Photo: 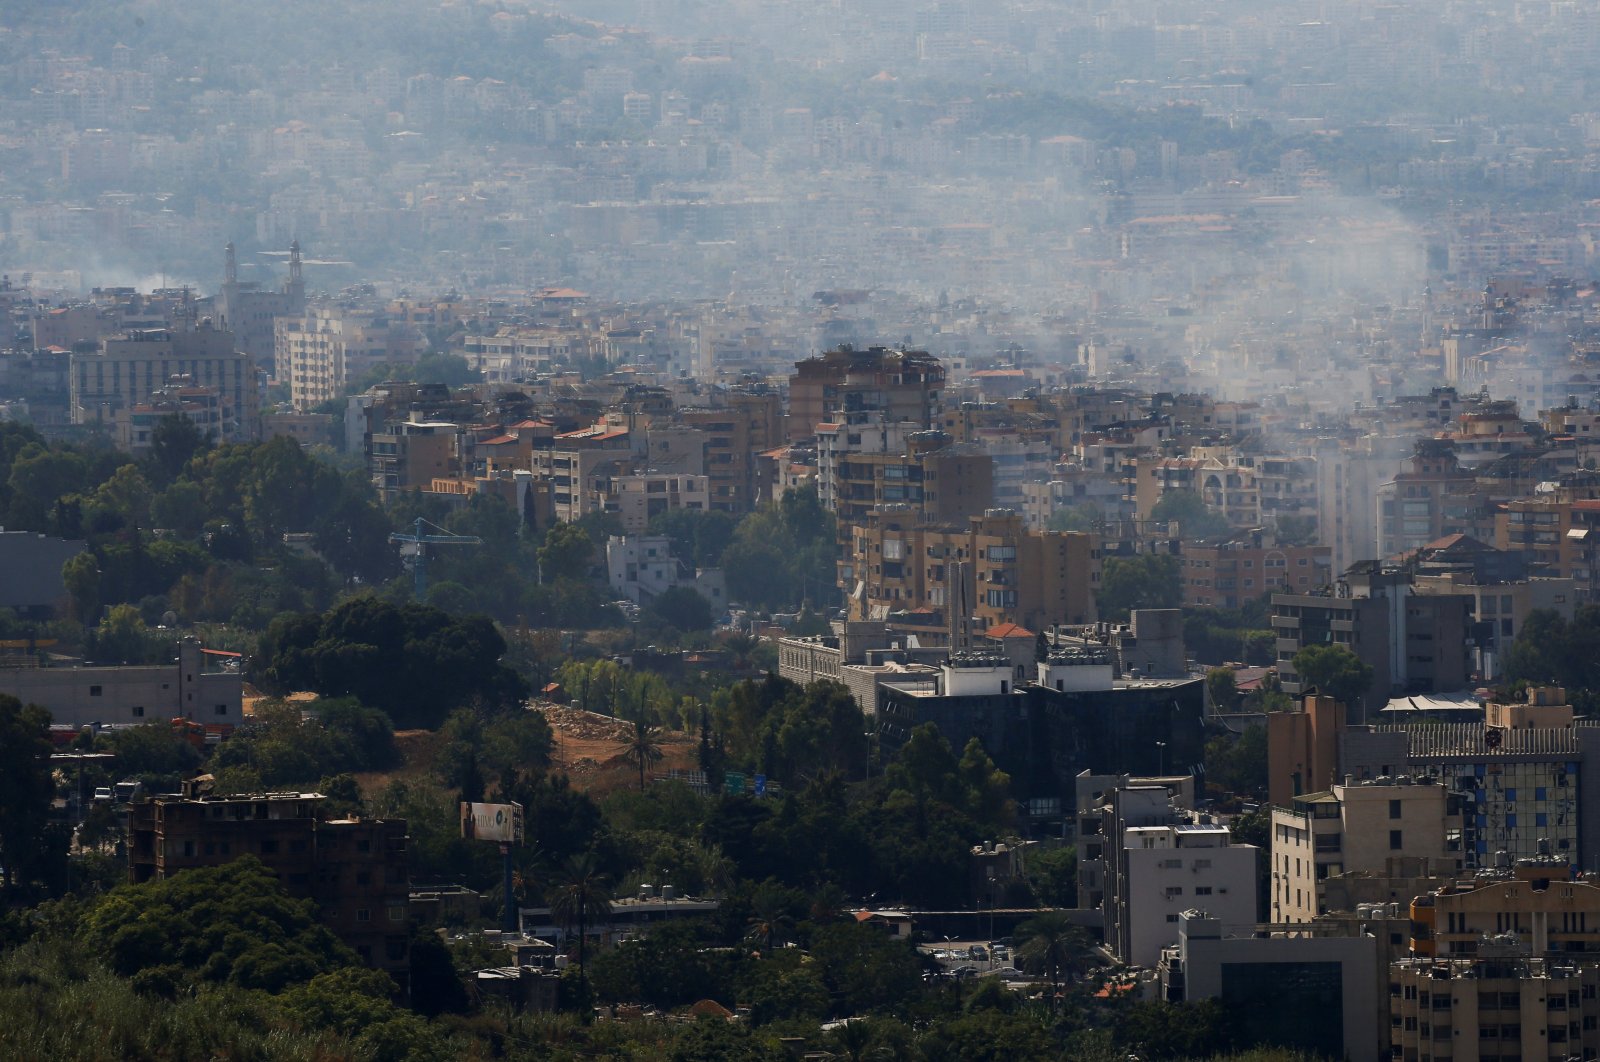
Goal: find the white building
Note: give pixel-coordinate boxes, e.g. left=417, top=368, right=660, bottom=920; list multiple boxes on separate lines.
left=1118, top=822, right=1258, bottom=968
left=605, top=534, right=726, bottom=611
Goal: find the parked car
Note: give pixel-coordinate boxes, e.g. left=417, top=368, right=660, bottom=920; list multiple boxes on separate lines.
left=92, top=787, right=113, bottom=802
left=968, top=945, right=988, bottom=961
left=951, top=965, right=978, bottom=979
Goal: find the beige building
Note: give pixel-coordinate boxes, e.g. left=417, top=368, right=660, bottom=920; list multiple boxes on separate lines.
left=277, top=306, right=428, bottom=411
left=595, top=472, right=710, bottom=532
left=1271, top=777, right=1456, bottom=923
left=72, top=321, right=259, bottom=442
left=0, top=639, right=241, bottom=728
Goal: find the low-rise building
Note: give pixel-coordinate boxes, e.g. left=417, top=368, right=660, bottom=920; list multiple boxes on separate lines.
left=128, top=782, right=411, bottom=992
left=0, top=637, right=241, bottom=727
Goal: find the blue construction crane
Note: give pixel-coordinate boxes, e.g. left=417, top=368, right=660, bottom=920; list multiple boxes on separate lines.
left=389, top=517, right=482, bottom=598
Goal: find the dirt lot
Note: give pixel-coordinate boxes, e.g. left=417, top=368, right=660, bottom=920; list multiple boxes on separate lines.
left=346, top=703, right=699, bottom=800
left=538, top=703, right=699, bottom=798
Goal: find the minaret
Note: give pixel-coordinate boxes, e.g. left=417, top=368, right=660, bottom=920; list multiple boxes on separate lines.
left=224, top=241, right=237, bottom=285
left=286, top=239, right=305, bottom=308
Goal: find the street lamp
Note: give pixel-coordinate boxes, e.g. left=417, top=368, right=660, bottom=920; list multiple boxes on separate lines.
left=1155, top=740, right=1167, bottom=776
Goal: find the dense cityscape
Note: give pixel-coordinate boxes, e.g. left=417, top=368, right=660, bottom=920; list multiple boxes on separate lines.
left=9, top=1, right=1600, bottom=1060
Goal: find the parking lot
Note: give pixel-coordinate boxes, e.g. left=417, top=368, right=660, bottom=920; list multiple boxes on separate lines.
left=917, top=939, right=1030, bottom=982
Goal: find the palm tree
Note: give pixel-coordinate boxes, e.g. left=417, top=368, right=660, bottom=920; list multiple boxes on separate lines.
left=1015, top=910, right=1093, bottom=993
left=744, top=886, right=797, bottom=955
left=620, top=718, right=663, bottom=791
left=546, top=853, right=613, bottom=974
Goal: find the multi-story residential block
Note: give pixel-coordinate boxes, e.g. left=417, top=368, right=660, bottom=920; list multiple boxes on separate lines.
left=1271, top=777, right=1458, bottom=923
left=1272, top=564, right=1473, bottom=720
left=605, top=534, right=726, bottom=609
left=1181, top=530, right=1332, bottom=609
left=527, top=425, right=633, bottom=523
left=127, top=782, right=411, bottom=993
left=277, top=305, right=427, bottom=411
left=595, top=472, right=710, bottom=532
left=72, top=320, right=259, bottom=442
left=676, top=393, right=782, bottom=513
left=369, top=420, right=465, bottom=497
left=845, top=507, right=1098, bottom=633
left=1341, top=693, right=1598, bottom=871
left=1101, top=788, right=1259, bottom=967
left=1496, top=479, right=1600, bottom=603
left=1376, top=439, right=1483, bottom=561
left=115, top=375, right=232, bottom=450
left=786, top=345, right=944, bottom=442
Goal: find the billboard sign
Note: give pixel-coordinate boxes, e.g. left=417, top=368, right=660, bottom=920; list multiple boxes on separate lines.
left=460, top=801, right=524, bottom=844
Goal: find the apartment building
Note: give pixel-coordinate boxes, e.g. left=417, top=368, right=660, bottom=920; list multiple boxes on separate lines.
left=128, top=783, right=411, bottom=993
left=1113, top=810, right=1258, bottom=967
left=1271, top=777, right=1457, bottom=923
left=527, top=425, right=633, bottom=523
left=677, top=390, right=782, bottom=512
left=369, top=420, right=465, bottom=497
left=1272, top=564, right=1473, bottom=720
left=594, top=472, right=710, bottom=532
left=1375, top=439, right=1483, bottom=561
left=277, top=305, right=427, bottom=411
left=787, top=345, right=944, bottom=441
left=1182, top=530, right=1333, bottom=609
left=72, top=321, right=259, bottom=442
left=845, top=507, right=1099, bottom=633
left=1341, top=697, right=1596, bottom=871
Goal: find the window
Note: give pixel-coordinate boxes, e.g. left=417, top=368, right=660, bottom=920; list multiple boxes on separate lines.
left=89, top=685, right=102, bottom=697
left=214, top=704, right=228, bottom=716
left=1195, top=886, right=1213, bottom=896
left=357, top=909, right=371, bottom=923
left=388, top=905, right=406, bottom=922
left=1390, top=830, right=1403, bottom=850
left=260, top=840, right=279, bottom=854
left=1390, top=799, right=1402, bottom=819
left=132, top=706, right=144, bottom=717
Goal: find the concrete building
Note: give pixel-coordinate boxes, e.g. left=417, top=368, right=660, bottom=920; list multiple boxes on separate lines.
left=1180, top=530, right=1333, bottom=610
left=528, top=425, right=633, bottom=524
left=369, top=420, right=465, bottom=497
left=213, top=240, right=306, bottom=373
left=1158, top=910, right=1380, bottom=1062
left=0, top=638, right=241, bottom=727
left=1113, top=812, right=1258, bottom=967
left=1375, top=439, right=1482, bottom=560
left=1272, top=563, right=1473, bottom=721
left=128, top=783, right=411, bottom=992
left=595, top=472, right=710, bottom=532
left=1341, top=711, right=1599, bottom=871
left=72, top=321, right=259, bottom=442
left=605, top=534, right=726, bottom=611
left=786, top=345, right=944, bottom=442
left=1267, top=694, right=1346, bottom=807
left=0, top=531, right=85, bottom=617
left=1270, top=777, right=1458, bottom=923
left=277, top=305, right=428, bottom=411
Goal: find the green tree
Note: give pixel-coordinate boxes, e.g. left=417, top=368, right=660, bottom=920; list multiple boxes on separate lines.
left=146, top=414, right=209, bottom=484
left=1096, top=554, right=1182, bottom=621
left=81, top=857, right=356, bottom=991
left=1015, top=910, right=1093, bottom=991
left=1206, top=666, right=1239, bottom=712
left=647, top=586, right=715, bottom=632
left=537, top=522, right=595, bottom=583
left=1205, top=724, right=1268, bottom=798
left=1291, top=643, right=1375, bottom=711
left=547, top=853, right=614, bottom=974
left=621, top=718, right=665, bottom=792
left=1149, top=490, right=1232, bottom=541
left=1026, top=846, right=1077, bottom=906
left=62, top=551, right=100, bottom=625
left=0, top=694, right=55, bottom=894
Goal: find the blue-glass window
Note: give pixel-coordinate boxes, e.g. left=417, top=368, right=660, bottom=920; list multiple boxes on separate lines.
left=1536, top=787, right=1548, bottom=801
left=1506, top=788, right=1517, bottom=801
left=1507, top=814, right=1518, bottom=828
left=1537, top=813, right=1549, bottom=827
